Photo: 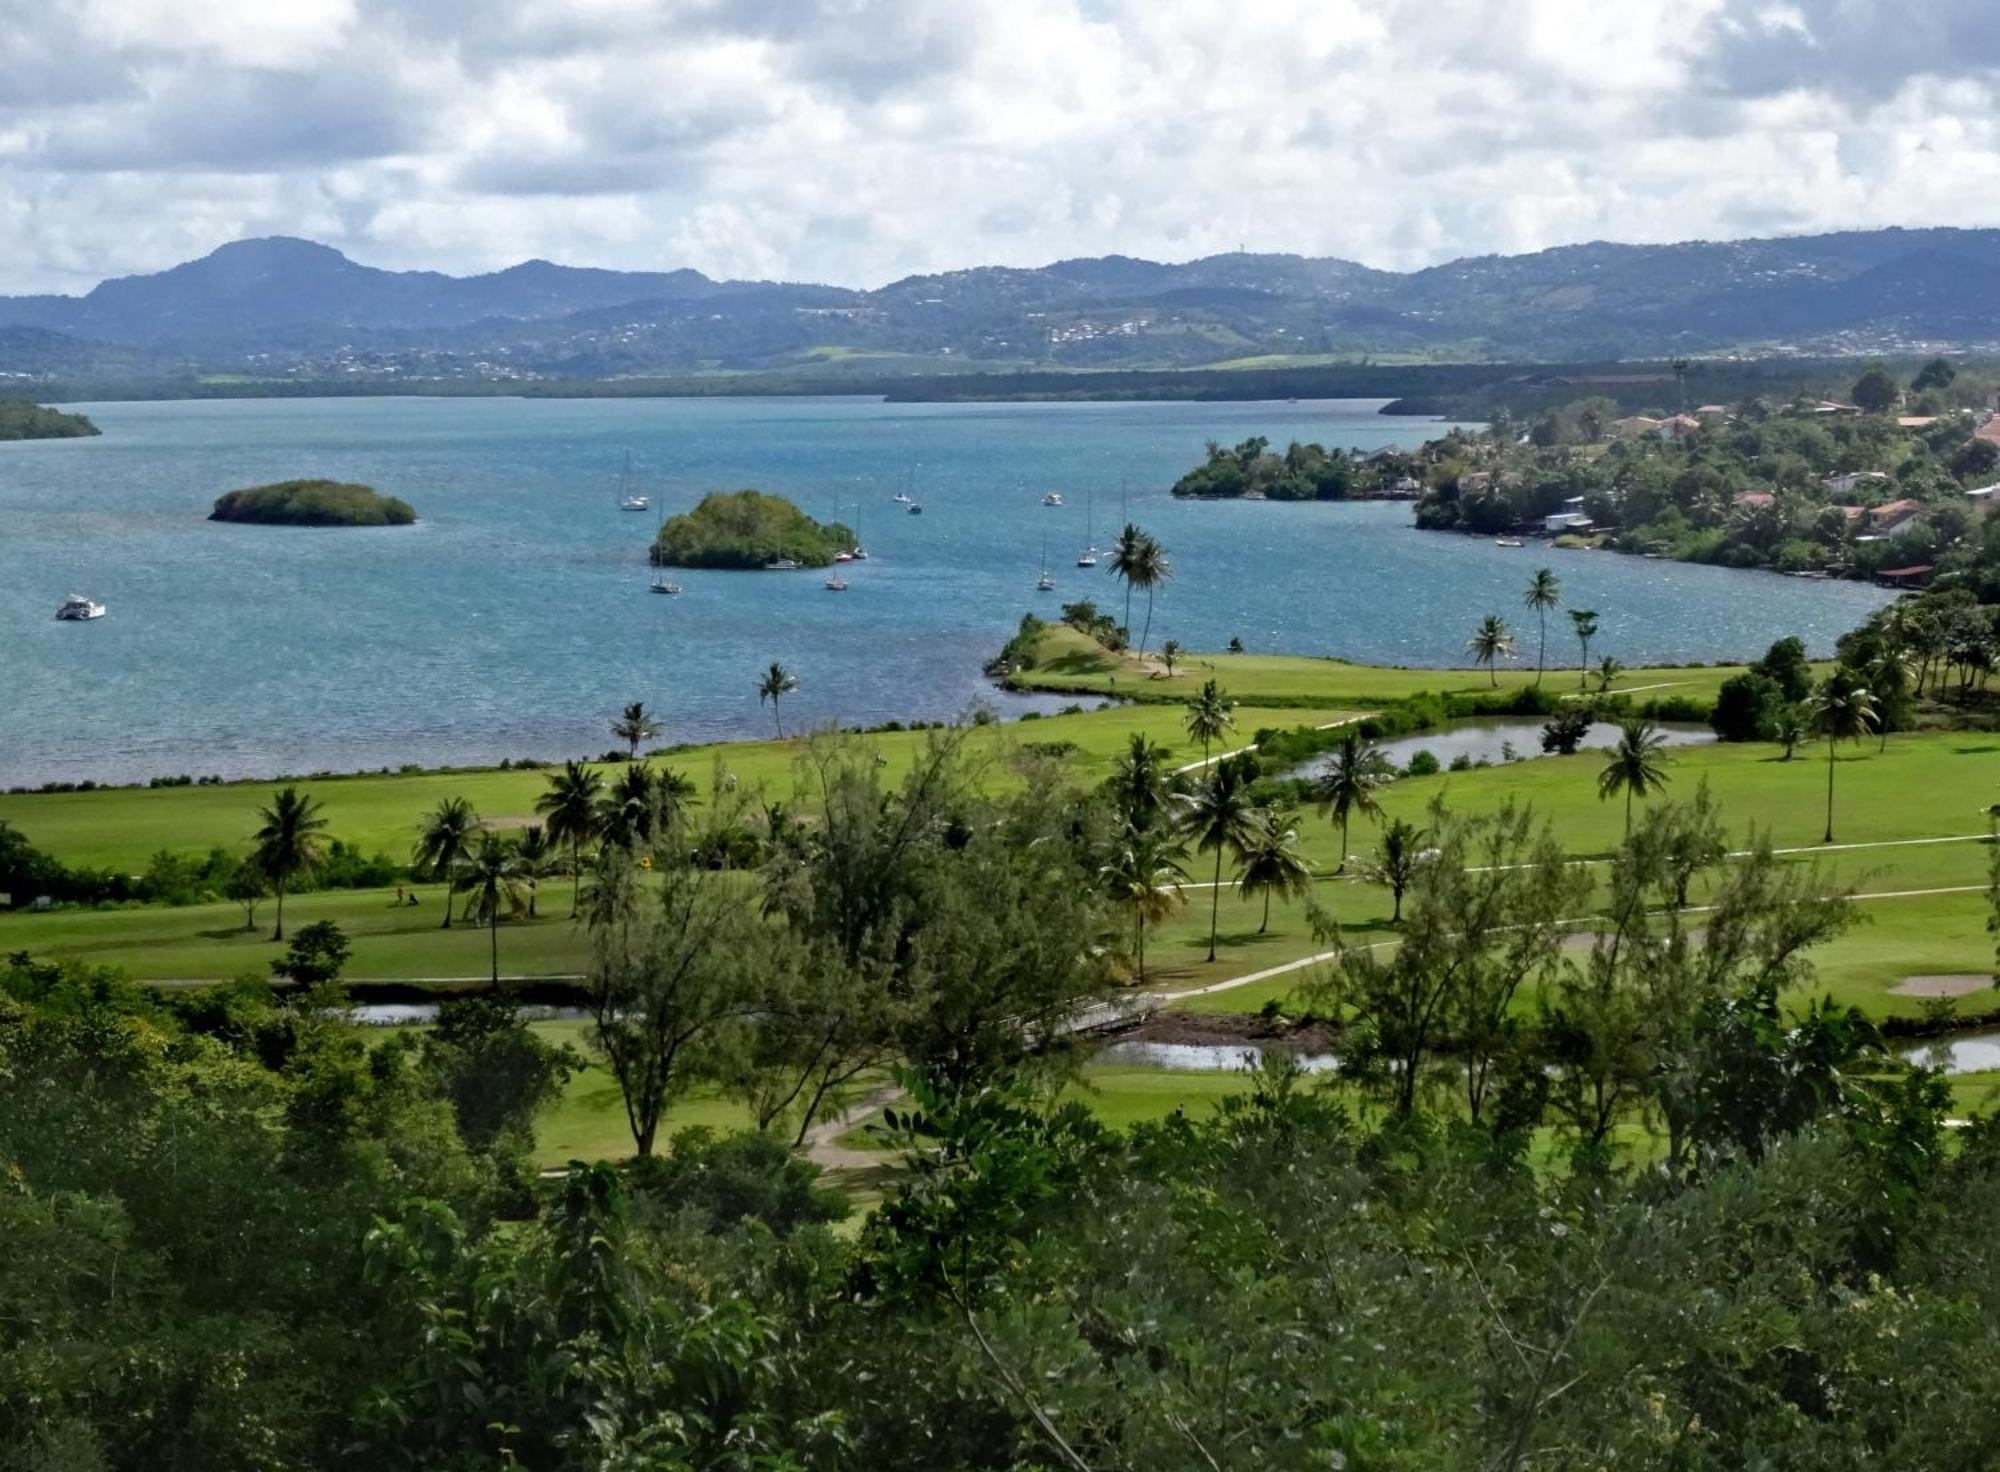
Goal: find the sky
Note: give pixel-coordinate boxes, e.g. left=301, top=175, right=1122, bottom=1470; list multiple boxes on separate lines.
left=2, top=0, right=1999, bottom=294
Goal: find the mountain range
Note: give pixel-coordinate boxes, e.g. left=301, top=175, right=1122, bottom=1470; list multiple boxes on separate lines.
left=4, top=228, right=1999, bottom=385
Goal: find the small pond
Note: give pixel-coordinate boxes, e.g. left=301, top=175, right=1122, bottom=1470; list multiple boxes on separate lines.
left=350, top=1002, right=590, bottom=1026
left=1103, top=1032, right=2000, bottom=1079
left=1283, top=717, right=1715, bottom=779
left=1094, top=1040, right=1340, bottom=1074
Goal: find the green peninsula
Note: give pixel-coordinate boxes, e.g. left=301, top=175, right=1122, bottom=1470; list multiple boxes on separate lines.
left=209, top=479, right=417, bottom=527
left=651, top=489, right=855, bottom=568
left=0, top=400, right=99, bottom=440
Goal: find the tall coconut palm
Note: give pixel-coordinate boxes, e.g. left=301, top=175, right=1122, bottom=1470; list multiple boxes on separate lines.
left=1107, top=732, right=1177, bottom=830
left=250, top=785, right=327, bottom=942
left=413, top=796, right=484, bottom=929
left=535, top=760, right=603, bottom=917
left=1597, top=718, right=1672, bottom=834
left=1867, top=645, right=1913, bottom=752
left=1107, top=522, right=1148, bottom=636
left=1182, top=678, right=1235, bottom=768
left=609, top=701, right=662, bottom=759
left=1236, top=806, right=1312, bottom=934
left=514, top=824, right=554, bottom=918
left=1569, top=609, right=1599, bottom=688
left=1524, top=568, right=1561, bottom=685
left=1806, top=675, right=1878, bottom=844
left=1177, top=759, right=1257, bottom=963
left=757, top=662, right=800, bottom=738
left=1467, top=614, right=1516, bottom=687
left=1110, top=529, right=1172, bottom=656
left=1313, top=731, right=1394, bottom=869
left=457, top=833, right=526, bottom=988
left=1100, top=825, right=1189, bottom=986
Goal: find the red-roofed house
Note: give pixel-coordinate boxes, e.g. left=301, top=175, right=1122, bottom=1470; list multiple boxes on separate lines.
left=1868, top=499, right=1922, bottom=535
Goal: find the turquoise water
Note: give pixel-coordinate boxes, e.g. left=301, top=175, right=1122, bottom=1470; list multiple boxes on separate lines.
left=0, top=396, right=1889, bottom=786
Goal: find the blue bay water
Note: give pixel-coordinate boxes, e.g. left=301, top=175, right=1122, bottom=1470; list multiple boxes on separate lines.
left=0, top=395, right=1890, bottom=786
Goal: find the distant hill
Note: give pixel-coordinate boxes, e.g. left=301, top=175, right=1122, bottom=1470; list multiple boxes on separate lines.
left=6, top=227, right=2000, bottom=382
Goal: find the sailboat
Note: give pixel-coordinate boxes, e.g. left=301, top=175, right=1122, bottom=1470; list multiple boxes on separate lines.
left=1075, top=487, right=1099, bottom=567
left=1037, top=534, right=1055, bottom=593
left=617, top=452, right=648, bottom=512
left=648, top=501, right=680, bottom=593
left=849, top=499, right=869, bottom=560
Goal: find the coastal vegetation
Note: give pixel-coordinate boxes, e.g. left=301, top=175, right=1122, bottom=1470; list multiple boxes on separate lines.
left=1403, top=359, right=2000, bottom=584
left=651, top=489, right=855, bottom=568
left=209, top=477, right=417, bottom=526
left=0, top=397, right=98, bottom=438
left=1169, top=434, right=1414, bottom=499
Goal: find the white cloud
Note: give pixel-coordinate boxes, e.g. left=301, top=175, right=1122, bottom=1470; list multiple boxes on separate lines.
left=2, top=0, right=1999, bottom=294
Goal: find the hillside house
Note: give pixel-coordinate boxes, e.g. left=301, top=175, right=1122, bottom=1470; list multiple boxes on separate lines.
left=1656, top=414, right=1702, bottom=439
left=1608, top=415, right=1661, bottom=437
left=1868, top=499, right=1922, bottom=535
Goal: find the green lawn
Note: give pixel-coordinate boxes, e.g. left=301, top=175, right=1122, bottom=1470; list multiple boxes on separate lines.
left=1008, top=623, right=1791, bottom=710
left=0, top=700, right=1319, bottom=873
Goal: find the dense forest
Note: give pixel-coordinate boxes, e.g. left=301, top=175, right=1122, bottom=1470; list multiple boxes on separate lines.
left=0, top=397, right=97, bottom=439
left=652, top=489, right=857, bottom=568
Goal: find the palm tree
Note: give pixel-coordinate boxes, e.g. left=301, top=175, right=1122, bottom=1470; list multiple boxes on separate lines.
left=1467, top=614, right=1516, bottom=687
left=1866, top=645, right=1913, bottom=752
left=1107, top=522, right=1148, bottom=636
left=1236, top=806, right=1312, bottom=933
left=1594, top=655, right=1625, bottom=695
left=1100, top=825, right=1189, bottom=986
left=1773, top=704, right=1806, bottom=761
left=1107, top=732, right=1176, bottom=830
left=1159, top=639, right=1183, bottom=677
left=757, top=662, right=799, bottom=738
left=1313, top=731, right=1394, bottom=869
left=1182, top=678, right=1235, bottom=767
left=457, top=833, right=527, bottom=988
left=1113, top=531, right=1172, bottom=656
left=1365, top=816, right=1425, bottom=924
left=514, top=824, right=554, bottom=918
left=250, top=786, right=327, bottom=942
left=609, top=701, right=662, bottom=759
left=1177, top=760, right=1257, bottom=963
left=535, top=760, right=603, bottom=917
left=1523, top=568, right=1561, bottom=685
left=1597, top=718, right=1672, bottom=834
left=413, top=797, right=484, bottom=929
left=1569, top=609, right=1599, bottom=688
left=1806, top=675, right=1878, bottom=844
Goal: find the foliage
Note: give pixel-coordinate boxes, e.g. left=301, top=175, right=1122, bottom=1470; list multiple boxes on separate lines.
left=209, top=478, right=416, bottom=525
left=652, top=489, right=855, bottom=569
left=270, top=918, right=351, bottom=988
left=0, top=397, right=99, bottom=438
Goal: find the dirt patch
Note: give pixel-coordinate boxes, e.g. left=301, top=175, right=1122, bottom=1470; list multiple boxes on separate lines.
left=1891, top=974, right=1996, bottom=999
left=1125, top=1011, right=1337, bottom=1050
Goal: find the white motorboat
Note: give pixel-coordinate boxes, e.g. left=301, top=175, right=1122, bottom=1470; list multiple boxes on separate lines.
left=1042, top=491, right=1064, bottom=506
left=765, top=558, right=801, bottom=571
left=621, top=495, right=650, bottom=512
left=824, top=575, right=849, bottom=591
left=833, top=550, right=854, bottom=563
left=1075, top=549, right=1099, bottom=568
left=1493, top=537, right=1525, bottom=548
left=892, top=492, right=913, bottom=504
left=851, top=545, right=869, bottom=560
left=56, top=594, right=105, bottom=621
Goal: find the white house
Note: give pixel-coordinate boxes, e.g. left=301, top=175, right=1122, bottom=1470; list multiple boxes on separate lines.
left=1821, top=471, right=1889, bottom=497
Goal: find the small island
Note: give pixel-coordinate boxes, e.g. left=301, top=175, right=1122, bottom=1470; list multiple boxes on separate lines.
left=0, top=399, right=99, bottom=440
left=1170, top=436, right=1417, bottom=500
left=209, top=479, right=417, bottom=527
left=652, top=489, right=856, bottom=569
